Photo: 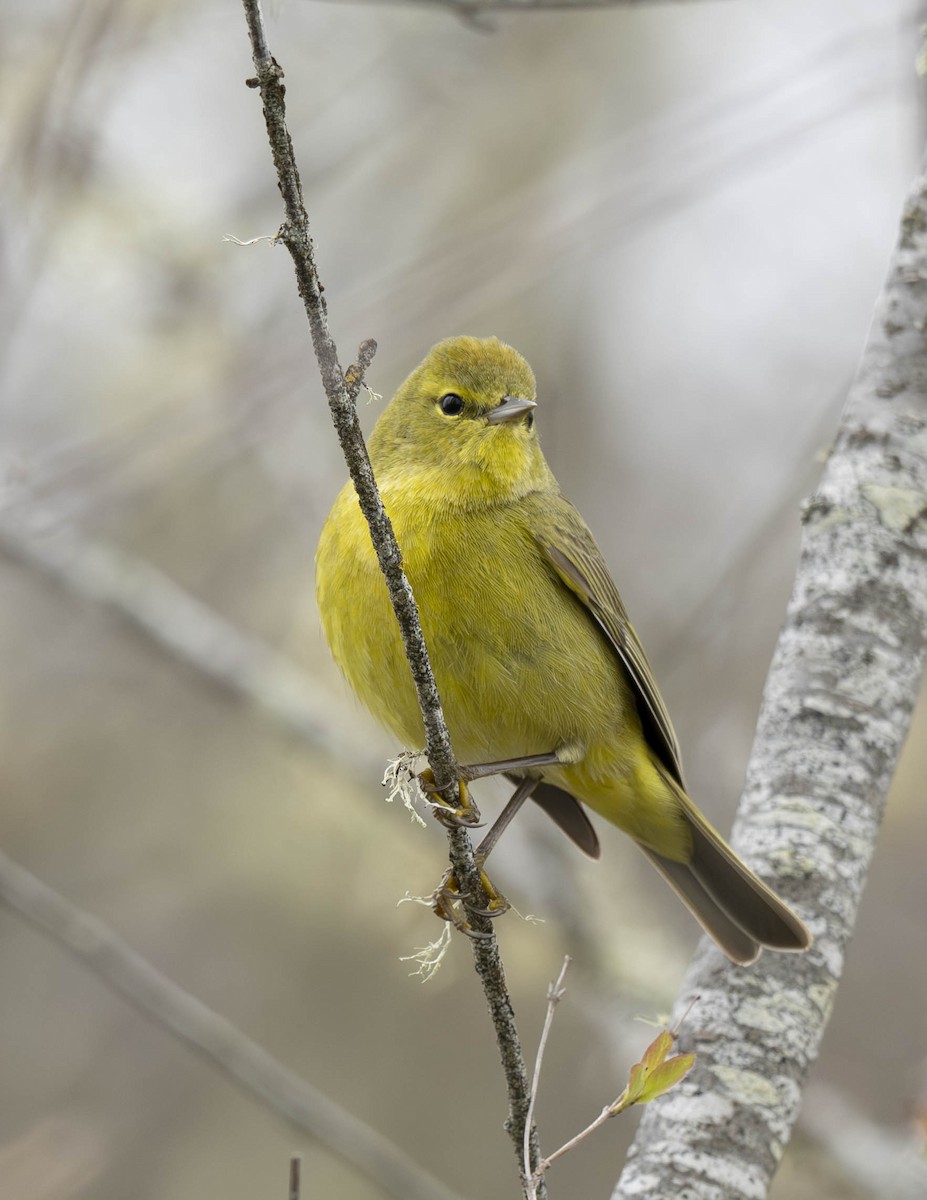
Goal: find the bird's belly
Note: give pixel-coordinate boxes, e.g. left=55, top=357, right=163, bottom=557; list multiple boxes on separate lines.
left=321, top=488, right=611, bottom=750
left=317, top=485, right=685, bottom=852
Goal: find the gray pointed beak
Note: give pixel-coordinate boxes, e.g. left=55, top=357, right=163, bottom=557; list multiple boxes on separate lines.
left=485, top=396, right=538, bottom=425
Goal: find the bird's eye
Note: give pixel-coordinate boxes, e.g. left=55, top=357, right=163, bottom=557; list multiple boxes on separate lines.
left=526, top=411, right=535, bottom=429
left=438, top=393, right=465, bottom=416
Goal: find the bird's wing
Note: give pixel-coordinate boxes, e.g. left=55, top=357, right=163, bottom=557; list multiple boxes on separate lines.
left=537, top=513, right=686, bottom=789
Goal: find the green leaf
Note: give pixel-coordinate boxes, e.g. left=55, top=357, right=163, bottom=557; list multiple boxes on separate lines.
left=641, top=1029, right=673, bottom=1073
left=609, top=1030, right=696, bottom=1115
left=637, top=1053, right=695, bottom=1103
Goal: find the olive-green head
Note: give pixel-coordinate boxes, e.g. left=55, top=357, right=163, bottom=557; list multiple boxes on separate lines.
left=369, top=336, right=552, bottom=507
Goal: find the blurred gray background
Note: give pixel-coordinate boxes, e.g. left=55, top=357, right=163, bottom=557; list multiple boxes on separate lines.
left=1, top=1, right=926, bottom=1197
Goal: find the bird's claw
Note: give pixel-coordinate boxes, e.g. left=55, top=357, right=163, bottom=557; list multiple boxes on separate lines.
left=418, top=770, right=483, bottom=828
left=431, top=874, right=493, bottom=939
left=430, top=866, right=510, bottom=935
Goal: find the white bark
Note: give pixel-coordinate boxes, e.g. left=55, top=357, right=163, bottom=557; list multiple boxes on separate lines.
left=613, top=160, right=927, bottom=1198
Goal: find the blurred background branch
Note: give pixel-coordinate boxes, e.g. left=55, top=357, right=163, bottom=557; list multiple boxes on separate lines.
left=0, top=514, right=377, bottom=774
left=801, top=1084, right=927, bottom=1200
left=0, top=847, right=470, bottom=1200
left=320, top=0, right=732, bottom=14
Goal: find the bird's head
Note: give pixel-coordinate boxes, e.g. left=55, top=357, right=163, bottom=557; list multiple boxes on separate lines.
left=369, top=336, right=552, bottom=508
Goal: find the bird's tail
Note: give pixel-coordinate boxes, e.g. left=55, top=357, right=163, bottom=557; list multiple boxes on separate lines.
left=641, top=769, right=812, bottom=965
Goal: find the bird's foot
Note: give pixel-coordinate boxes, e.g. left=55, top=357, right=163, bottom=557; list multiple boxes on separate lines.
left=431, top=865, right=510, bottom=938
left=418, top=770, right=483, bottom=828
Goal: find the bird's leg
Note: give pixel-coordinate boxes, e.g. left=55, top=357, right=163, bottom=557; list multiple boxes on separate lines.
left=460, top=751, right=563, bottom=782
left=432, top=777, right=539, bottom=929
left=418, top=750, right=561, bottom=829
left=474, top=776, right=539, bottom=864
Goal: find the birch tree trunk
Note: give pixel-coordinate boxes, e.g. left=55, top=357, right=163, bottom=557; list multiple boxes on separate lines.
left=613, top=155, right=927, bottom=1199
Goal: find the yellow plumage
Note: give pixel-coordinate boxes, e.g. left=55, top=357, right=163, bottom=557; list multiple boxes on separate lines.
left=316, top=336, right=811, bottom=963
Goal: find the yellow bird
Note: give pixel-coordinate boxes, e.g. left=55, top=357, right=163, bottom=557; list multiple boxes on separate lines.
left=316, top=336, right=811, bottom=964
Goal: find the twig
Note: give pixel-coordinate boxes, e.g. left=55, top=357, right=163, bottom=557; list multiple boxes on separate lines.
left=239, top=1, right=541, bottom=1190
left=528, top=1003, right=696, bottom=1192
left=613, top=153, right=927, bottom=1198
left=445, top=826, right=544, bottom=1194
left=288, top=1155, right=301, bottom=1200
left=539, top=1104, right=617, bottom=1179
left=241, top=4, right=457, bottom=791
left=523, top=957, right=571, bottom=1194
left=0, top=848, right=468, bottom=1200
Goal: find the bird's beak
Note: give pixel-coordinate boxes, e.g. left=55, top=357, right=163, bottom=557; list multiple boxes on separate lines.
left=485, top=396, right=538, bottom=425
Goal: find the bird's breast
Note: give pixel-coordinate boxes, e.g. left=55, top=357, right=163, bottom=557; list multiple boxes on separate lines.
left=321, top=481, right=628, bottom=764
left=317, top=478, right=683, bottom=846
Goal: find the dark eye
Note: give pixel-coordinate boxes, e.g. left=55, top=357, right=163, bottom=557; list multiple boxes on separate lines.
left=526, top=411, right=535, bottom=429
left=439, top=393, right=464, bottom=416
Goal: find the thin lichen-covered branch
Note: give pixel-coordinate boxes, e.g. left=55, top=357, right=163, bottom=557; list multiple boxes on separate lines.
left=239, top=0, right=543, bottom=1191
left=613, top=156, right=927, bottom=1200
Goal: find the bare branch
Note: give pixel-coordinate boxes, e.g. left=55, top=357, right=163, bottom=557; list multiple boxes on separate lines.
left=537, top=1103, right=616, bottom=1179
left=240, top=0, right=541, bottom=1188
left=0, top=849, right=468, bottom=1200
left=524, top=957, right=571, bottom=1195
left=613, top=154, right=927, bottom=1199
left=534, top=1016, right=695, bottom=1188
left=242, top=13, right=457, bottom=794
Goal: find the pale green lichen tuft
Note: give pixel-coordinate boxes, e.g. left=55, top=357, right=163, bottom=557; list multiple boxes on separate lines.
left=808, top=980, right=838, bottom=1020
left=768, top=846, right=818, bottom=878
left=382, top=751, right=428, bottom=827
left=861, top=483, right=927, bottom=532
left=399, top=923, right=453, bottom=981
left=735, top=1001, right=787, bottom=1035
left=712, top=1065, right=781, bottom=1107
